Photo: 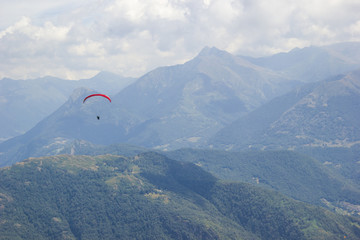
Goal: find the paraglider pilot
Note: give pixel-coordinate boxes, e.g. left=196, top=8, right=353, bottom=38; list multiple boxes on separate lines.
left=82, top=94, right=111, bottom=121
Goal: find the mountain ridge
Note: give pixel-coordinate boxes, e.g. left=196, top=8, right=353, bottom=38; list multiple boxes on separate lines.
left=1, top=42, right=360, bottom=161
left=210, top=69, right=360, bottom=150
left=243, top=41, right=360, bottom=82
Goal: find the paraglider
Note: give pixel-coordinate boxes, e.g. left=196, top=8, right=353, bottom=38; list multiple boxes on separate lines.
left=83, top=94, right=111, bottom=103
left=83, top=94, right=111, bottom=120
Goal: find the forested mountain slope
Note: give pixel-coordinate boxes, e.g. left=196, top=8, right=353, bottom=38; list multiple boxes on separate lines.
left=1, top=153, right=359, bottom=239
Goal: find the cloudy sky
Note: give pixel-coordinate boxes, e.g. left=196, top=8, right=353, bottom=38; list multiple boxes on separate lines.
left=1, top=0, right=360, bottom=80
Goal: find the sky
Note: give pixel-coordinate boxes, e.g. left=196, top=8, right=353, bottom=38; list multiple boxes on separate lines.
left=1, top=0, right=360, bottom=80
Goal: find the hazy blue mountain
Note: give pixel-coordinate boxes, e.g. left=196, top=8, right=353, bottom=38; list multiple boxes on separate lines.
left=0, top=72, right=135, bottom=141
left=0, top=76, right=74, bottom=141
left=0, top=46, right=299, bottom=160
left=210, top=69, right=360, bottom=150
left=0, top=87, right=124, bottom=166
left=1, top=153, right=359, bottom=239
left=111, top=47, right=298, bottom=149
left=2, top=43, right=360, bottom=164
left=3, top=42, right=360, bottom=144
left=244, top=42, right=360, bottom=83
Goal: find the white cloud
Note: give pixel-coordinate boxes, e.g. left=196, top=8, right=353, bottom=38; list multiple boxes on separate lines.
left=107, top=0, right=188, bottom=22
left=1, top=0, right=360, bottom=80
left=0, top=16, right=70, bottom=42
left=68, top=39, right=106, bottom=57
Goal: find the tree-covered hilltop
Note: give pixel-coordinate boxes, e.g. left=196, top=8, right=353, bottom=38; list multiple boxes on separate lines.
left=0, top=153, right=359, bottom=240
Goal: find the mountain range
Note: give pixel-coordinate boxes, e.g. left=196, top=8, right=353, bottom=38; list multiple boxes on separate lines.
left=1, top=42, right=359, bottom=198
left=2, top=42, right=360, bottom=153
left=0, top=42, right=360, bottom=190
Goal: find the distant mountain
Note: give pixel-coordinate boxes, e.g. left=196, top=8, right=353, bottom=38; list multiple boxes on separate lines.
left=1, top=153, right=359, bottom=239
left=0, top=76, right=74, bottom=141
left=111, top=47, right=298, bottom=149
left=0, top=72, right=135, bottom=141
left=2, top=42, right=360, bottom=162
left=210, top=69, right=360, bottom=150
left=3, top=42, right=360, bottom=145
left=0, top=88, right=125, bottom=166
left=244, top=42, right=360, bottom=83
